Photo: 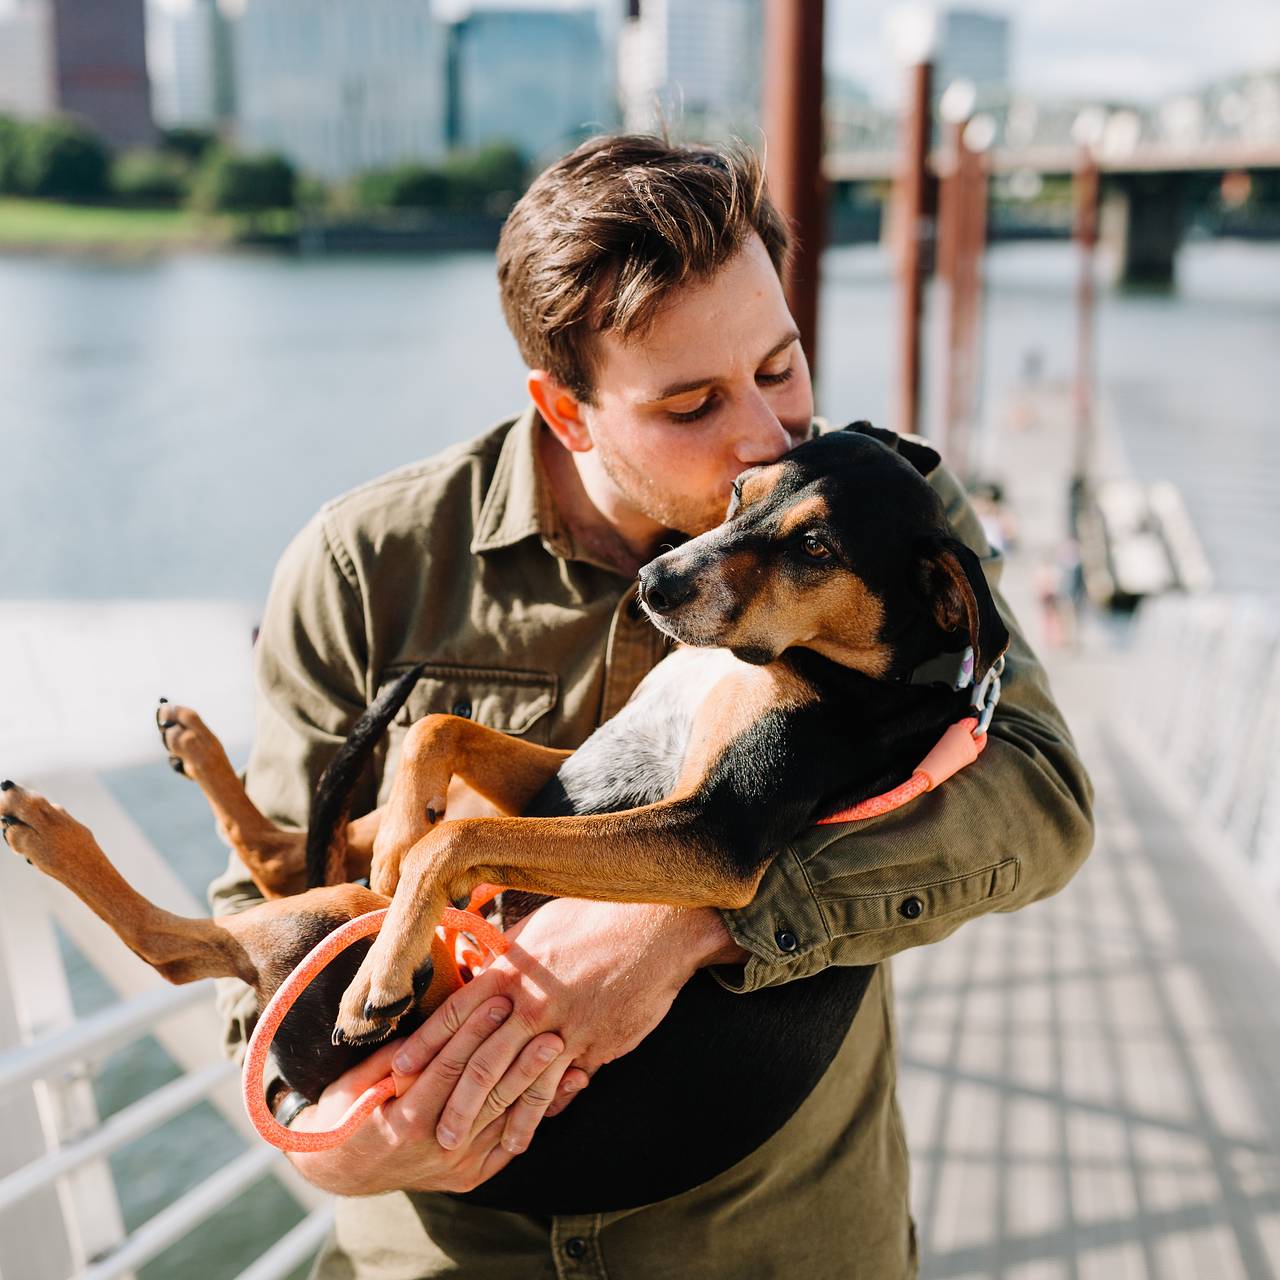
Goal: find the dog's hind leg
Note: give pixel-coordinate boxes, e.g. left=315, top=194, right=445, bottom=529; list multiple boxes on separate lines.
left=156, top=702, right=308, bottom=898
left=0, top=778, right=402, bottom=1001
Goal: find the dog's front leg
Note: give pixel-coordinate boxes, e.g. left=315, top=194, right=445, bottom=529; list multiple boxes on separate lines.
left=369, top=714, right=571, bottom=897
left=334, top=802, right=766, bottom=1045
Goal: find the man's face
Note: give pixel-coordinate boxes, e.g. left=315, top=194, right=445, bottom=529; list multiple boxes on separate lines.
left=579, top=233, right=815, bottom=538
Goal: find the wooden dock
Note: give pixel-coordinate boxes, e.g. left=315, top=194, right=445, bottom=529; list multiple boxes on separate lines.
left=896, top=392, right=1280, bottom=1278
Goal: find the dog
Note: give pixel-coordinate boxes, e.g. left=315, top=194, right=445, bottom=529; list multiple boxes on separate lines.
left=0, top=423, right=1008, bottom=1212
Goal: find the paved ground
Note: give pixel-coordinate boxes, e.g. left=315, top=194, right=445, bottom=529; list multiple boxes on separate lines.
left=894, top=393, right=1280, bottom=1278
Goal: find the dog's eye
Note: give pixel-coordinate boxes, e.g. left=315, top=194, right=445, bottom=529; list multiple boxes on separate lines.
left=801, top=533, right=831, bottom=560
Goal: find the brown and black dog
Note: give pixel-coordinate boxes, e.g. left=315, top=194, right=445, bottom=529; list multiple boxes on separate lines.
left=0, top=423, right=1008, bottom=1212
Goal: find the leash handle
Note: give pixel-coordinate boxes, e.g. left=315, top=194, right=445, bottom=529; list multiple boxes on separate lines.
left=243, top=903, right=509, bottom=1153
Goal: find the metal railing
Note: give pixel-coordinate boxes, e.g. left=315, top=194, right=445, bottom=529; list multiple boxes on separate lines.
left=0, top=775, right=331, bottom=1280
left=1125, top=593, right=1280, bottom=895
left=0, top=982, right=333, bottom=1280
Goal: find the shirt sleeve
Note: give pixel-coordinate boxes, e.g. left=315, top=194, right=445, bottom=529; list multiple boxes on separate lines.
left=711, top=460, right=1095, bottom=994
left=208, top=505, right=373, bottom=1067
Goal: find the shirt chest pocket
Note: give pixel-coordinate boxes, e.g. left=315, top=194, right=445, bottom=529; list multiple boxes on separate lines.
left=374, top=663, right=559, bottom=806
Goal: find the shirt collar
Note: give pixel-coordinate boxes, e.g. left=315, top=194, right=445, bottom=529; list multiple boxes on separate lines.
left=470, top=405, right=572, bottom=558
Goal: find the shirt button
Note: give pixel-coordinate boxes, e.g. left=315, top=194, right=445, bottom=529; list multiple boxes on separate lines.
left=774, top=928, right=798, bottom=952
left=564, top=1236, right=588, bottom=1259
left=899, top=895, right=924, bottom=920
left=451, top=699, right=472, bottom=719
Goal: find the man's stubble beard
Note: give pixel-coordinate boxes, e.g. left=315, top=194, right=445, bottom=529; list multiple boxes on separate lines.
left=593, top=435, right=726, bottom=539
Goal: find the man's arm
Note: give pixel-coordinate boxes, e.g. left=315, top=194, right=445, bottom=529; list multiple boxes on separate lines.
left=710, top=459, right=1094, bottom=993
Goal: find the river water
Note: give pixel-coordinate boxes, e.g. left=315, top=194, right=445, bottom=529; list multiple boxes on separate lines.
left=1, top=240, right=1277, bottom=1278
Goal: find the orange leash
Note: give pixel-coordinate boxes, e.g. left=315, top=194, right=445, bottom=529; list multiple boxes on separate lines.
left=243, top=891, right=509, bottom=1152
left=815, top=716, right=987, bottom=825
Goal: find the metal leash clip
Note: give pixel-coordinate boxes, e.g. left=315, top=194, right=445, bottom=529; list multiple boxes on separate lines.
left=969, top=654, right=1005, bottom=737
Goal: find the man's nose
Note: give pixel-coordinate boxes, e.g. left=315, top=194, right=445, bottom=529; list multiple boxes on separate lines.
left=732, top=388, right=796, bottom=466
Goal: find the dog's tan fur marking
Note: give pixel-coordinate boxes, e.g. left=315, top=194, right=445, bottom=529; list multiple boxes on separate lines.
left=789, top=573, right=892, bottom=676
left=738, top=464, right=783, bottom=509
left=776, top=494, right=829, bottom=538
left=717, top=566, right=891, bottom=676
left=672, top=661, right=816, bottom=796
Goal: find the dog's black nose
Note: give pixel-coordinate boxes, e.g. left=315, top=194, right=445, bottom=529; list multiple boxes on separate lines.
left=638, top=565, right=695, bottom=616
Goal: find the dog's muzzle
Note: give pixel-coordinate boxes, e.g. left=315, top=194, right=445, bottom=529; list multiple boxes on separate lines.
left=637, top=563, right=697, bottom=617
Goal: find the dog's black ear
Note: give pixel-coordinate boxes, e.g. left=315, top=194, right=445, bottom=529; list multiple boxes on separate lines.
left=842, top=421, right=940, bottom=477
left=915, top=535, right=1010, bottom=678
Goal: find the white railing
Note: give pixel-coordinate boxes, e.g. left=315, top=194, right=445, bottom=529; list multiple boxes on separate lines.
left=1126, top=593, right=1280, bottom=896
left=0, top=601, right=332, bottom=1280
left=0, top=787, right=332, bottom=1280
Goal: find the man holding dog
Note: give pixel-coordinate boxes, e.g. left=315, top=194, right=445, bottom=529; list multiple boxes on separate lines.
left=211, top=135, right=1093, bottom=1278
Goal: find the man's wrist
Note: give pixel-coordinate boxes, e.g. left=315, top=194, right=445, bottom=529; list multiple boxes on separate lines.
left=683, top=905, right=751, bottom=969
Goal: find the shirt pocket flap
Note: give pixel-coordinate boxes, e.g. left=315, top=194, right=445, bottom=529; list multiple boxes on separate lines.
left=820, top=857, right=1020, bottom=935
left=383, top=663, right=558, bottom=738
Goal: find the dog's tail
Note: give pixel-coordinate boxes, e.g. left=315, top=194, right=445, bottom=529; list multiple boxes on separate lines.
left=305, top=663, right=425, bottom=889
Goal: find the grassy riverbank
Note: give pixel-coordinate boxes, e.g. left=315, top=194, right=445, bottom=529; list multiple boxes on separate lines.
left=0, top=198, right=304, bottom=252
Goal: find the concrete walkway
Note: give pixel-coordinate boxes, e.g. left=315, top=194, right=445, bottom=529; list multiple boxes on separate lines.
left=894, top=393, right=1280, bottom=1278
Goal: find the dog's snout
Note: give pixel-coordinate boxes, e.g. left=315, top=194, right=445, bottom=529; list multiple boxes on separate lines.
left=638, top=565, right=696, bottom=616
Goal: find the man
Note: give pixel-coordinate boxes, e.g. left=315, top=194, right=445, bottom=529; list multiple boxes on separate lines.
left=211, top=135, right=1093, bottom=1279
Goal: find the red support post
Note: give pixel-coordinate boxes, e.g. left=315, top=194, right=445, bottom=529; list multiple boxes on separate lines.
left=894, top=59, right=933, bottom=439
left=763, top=0, right=827, bottom=383
left=1073, top=150, right=1100, bottom=488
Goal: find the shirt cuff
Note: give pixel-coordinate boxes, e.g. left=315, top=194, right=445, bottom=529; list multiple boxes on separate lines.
left=709, top=846, right=833, bottom=994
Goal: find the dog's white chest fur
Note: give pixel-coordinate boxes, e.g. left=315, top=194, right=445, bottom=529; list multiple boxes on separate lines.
left=543, top=647, right=749, bottom=814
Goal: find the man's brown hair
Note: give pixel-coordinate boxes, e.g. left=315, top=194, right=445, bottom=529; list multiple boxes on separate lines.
left=497, top=134, right=791, bottom=403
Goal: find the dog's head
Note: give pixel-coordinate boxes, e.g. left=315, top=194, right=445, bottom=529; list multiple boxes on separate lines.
left=636, top=423, right=1010, bottom=679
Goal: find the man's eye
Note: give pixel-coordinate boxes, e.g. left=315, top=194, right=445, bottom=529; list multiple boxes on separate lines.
left=758, top=365, right=794, bottom=387
left=801, top=533, right=831, bottom=560
left=668, top=398, right=717, bottom=423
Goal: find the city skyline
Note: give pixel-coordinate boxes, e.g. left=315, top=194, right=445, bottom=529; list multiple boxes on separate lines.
left=430, top=0, right=1280, bottom=107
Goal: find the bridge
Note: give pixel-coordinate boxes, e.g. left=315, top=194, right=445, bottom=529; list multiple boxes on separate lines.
left=824, top=71, right=1280, bottom=284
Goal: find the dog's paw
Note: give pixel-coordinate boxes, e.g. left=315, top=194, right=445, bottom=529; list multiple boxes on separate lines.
left=332, top=970, right=411, bottom=1046
left=333, top=952, right=437, bottom=1046
left=0, top=780, right=97, bottom=876
left=155, top=700, right=230, bottom=782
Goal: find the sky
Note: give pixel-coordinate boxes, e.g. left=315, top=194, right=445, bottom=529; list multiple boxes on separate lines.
left=827, top=0, right=1280, bottom=106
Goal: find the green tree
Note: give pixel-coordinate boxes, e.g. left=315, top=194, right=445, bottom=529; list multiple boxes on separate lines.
left=0, top=115, right=21, bottom=193
left=442, top=142, right=527, bottom=215
left=191, top=149, right=295, bottom=214
left=113, top=148, right=190, bottom=206
left=15, top=118, right=110, bottom=199
left=159, top=126, right=217, bottom=164
left=353, top=163, right=448, bottom=210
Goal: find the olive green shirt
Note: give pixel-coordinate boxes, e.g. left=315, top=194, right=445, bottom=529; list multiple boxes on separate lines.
left=211, top=407, right=1093, bottom=1280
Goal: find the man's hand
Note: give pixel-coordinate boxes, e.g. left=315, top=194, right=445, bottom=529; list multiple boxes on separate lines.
left=391, top=899, right=749, bottom=1156
left=285, top=996, right=572, bottom=1196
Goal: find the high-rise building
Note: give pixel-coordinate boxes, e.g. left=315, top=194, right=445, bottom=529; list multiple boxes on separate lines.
left=225, top=0, right=447, bottom=179
left=146, top=0, right=233, bottom=129
left=618, top=0, right=763, bottom=141
left=50, top=0, right=154, bottom=145
left=0, top=0, right=153, bottom=146
left=936, top=8, right=1009, bottom=97
left=0, top=0, right=52, bottom=119
left=449, top=7, right=609, bottom=162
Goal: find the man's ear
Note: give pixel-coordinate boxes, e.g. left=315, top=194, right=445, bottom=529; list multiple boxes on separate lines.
left=528, top=371, right=592, bottom=452
left=842, top=421, right=940, bottom=477
left=915, top=534, right=1010, bottom=678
